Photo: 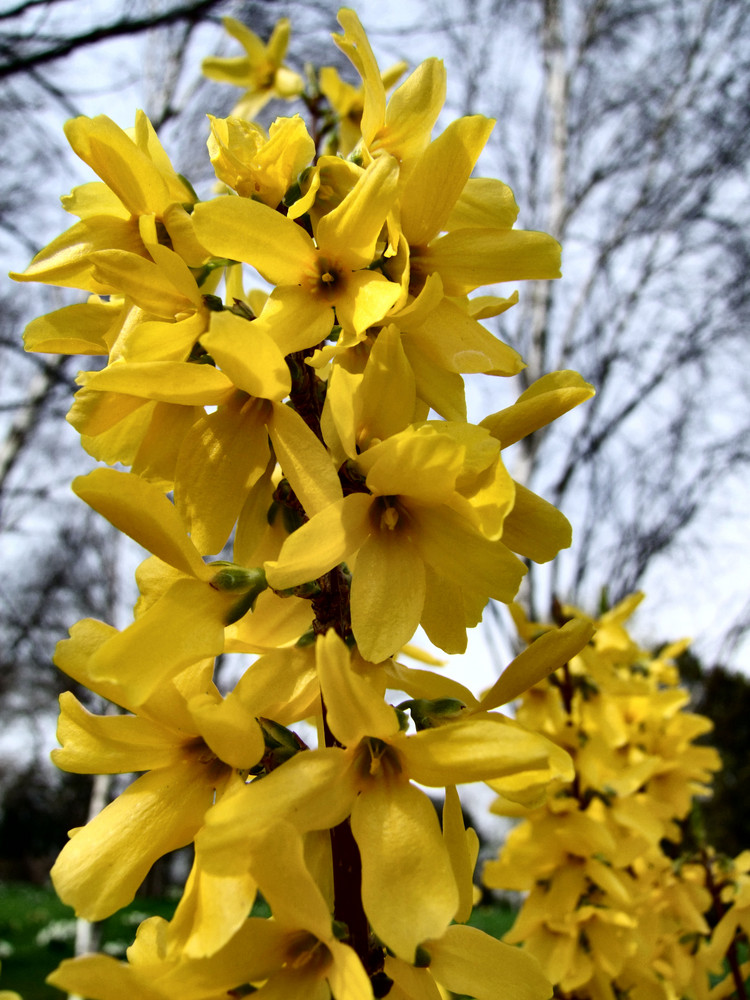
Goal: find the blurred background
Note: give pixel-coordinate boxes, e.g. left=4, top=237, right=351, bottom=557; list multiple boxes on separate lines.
left=0, top=0, right=748, bottom=940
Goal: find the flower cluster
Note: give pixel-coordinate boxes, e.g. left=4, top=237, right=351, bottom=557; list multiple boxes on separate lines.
left=484, top=594, right=749, bottom=1000
left=12, top=10, right=598, bottom=1000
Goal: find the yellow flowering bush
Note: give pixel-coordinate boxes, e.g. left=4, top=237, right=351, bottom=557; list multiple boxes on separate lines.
left=10, top=9, right=602, bottom=1000
left=484, top=594, right=750, bottom=1000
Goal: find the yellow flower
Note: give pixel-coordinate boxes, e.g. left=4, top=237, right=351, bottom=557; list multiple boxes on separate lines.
left=265, top=422, right=524, bottom=660
left=202, top=17, right=304, bottom=121
left=11, top=112, right=207, bottom=293
left=192, top=153, right=402, bottom=355
left=50, top=625, right=259, bottom=921
left=207, top=114, right=314, bottom=206
left=319, top=59, right=407, bottom=155
left=199, top=631, right=566, bottom=962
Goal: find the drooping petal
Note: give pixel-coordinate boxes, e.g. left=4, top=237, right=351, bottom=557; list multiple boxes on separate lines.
left=264, top=493, right=372, bottom=590
left=412, top=503, right=526, bottom=603
left=192, top=195, right=315, bottom=286
left=427, top=923, right=553, bottom=1000
left=73, top=469, right=211, bottom=580
left=478, top=619, right=595, bottom=712
left=350, top=529, right=426, bottom=663
left=351, top=780, right=458, bottom=961
left=174, top=396, right=271, bottom=555
left=200, top=310, right=290, bottom=401
left=51, top=763, right=215, bottom=921
left=267, top=401, right=343, bottom=518
left=334, top=270, right=402, bottom=337
left=316, top=629, right=401, bottom=747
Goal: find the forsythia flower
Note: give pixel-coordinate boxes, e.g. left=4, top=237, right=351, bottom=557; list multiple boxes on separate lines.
left=202, top=17, right=304, bottom=120
left=483, top=595, right=739, bottom=1000
left=11, top=9, right=605, bottom=1000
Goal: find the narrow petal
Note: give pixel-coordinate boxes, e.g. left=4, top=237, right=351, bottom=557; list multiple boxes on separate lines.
left=350, top=530, right=426, bottom=663
left=478, top=619, right=595, bottom=711
left=415, top=228, right=561, bottom=295
left=317, top=153, right=400, bottom=267
left=200, top=310, right=290, bottom=401
left=501, top=483, right=572, bottom=562
left=427, top=923, right=553, bottom=1000
left=51, top=763, right=214, bottom=921
left=23, top=300, right=119, bottom=355
left=446, top=177, right=520, bottom=230
left=73, top=469, right=210, bottom=579
left=267, top=401, right=343, bottom=518
left=400, top=116, right=494, bottom=246
left=316, top=629, right=401, bottom=747
left=402, top=715, right=553, bottom=786
left=53, top=692, right=185, bottom=774
left=264, top=493, right=372, bottom=590
left=335, top=270, right=402, bottom=336
left=481, top=370, right=595, bottom=447
left=83, top=359, right=234, bottom=405
left=192, top=195, right=315, bottom=285
left=352, top=781, right=458, bottom=960
left=413, top=503, right=526, bottom=603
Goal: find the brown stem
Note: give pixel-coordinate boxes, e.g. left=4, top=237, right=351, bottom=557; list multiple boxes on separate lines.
left=701, top=848, right=748, bottom=1000
left=285, top=342, right=378, bottom=976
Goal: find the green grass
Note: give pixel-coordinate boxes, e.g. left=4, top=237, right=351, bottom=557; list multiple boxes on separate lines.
left=0, top=881, right=516, bottom=1000
left=0, top=881, right=177, bottom=1000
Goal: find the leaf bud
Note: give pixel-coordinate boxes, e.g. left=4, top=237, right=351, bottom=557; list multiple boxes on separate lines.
left=397, top=698, right=466, bottom=731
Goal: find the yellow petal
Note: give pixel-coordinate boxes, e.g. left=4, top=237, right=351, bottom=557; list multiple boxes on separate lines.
left=267, top=401, right=343, bottom=518
left=350, top=530, right=426, bottom=662
left=53, top=692, right=185, bottom=774
left=51, top=763, right=214, bottom=920
left=402, top=715, right=553, bottom=786
left=446, top=177, right=519, bottom=230
left=201, top=310, right=290, bottom=401
left=192, top=195, right=315, bottom=285
left=427, top=923, right=552, bottom=1000
left=23, top=299, right=119, bottom=355
left=479, top=619, right=595, bottom=711
left=174, top=397, right=270, bottom=555
left=481, top=370, right=595, bottom=447
left=401, top=116, right=494, bottom=246
left=72, top=469, right=210, bottom=580
left=414, top=228, right=561, bottom=295
left=351, top=780, right=458, bottom=961
left=316, top=629, right=400, bottom=746
left=264, top=493, right=372, bottom=590
left=501, top=483, right=572, bottom=562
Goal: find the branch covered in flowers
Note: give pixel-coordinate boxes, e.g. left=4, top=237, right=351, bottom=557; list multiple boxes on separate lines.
left=484, top=594, right=749, bottom=1000
left=11, top=9, right=598, bottom=1000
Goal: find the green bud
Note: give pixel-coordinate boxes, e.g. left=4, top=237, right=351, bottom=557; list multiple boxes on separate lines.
left=202, top=293, right=224, bottom=312
left=413, top=945, right=431, bottom=968
left=397, top=698, right=466, bottom=731
left=209, top=564, right=268, bottom=626
left=394, top=707, right=410, bottom=732
left=331, top=920, right=349, bottom=941
left=258, top=717, right=304, bottom=753
left=295, top=627, right=317, bottom=647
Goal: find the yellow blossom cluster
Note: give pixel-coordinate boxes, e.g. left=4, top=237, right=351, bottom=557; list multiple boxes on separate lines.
left=11, top=9, right=600, bottom=1000
left=484, top=594, right=750, bottom=1000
